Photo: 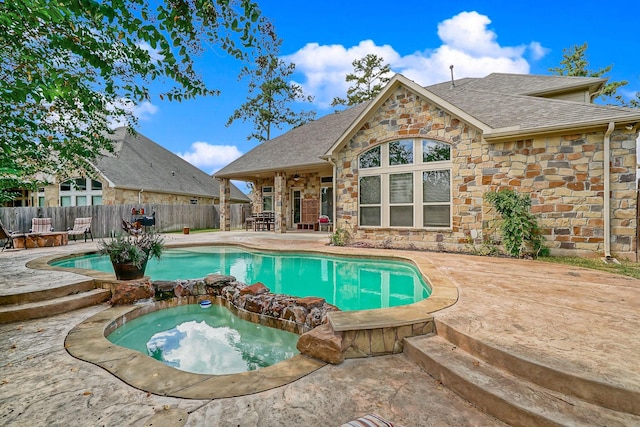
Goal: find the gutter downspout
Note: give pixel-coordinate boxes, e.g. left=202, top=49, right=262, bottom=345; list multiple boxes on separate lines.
left=138, top=189, right=144, bottom=204
left=604, top=122, right=615, bottom=260
left=327, top=157, right=337, bottom=230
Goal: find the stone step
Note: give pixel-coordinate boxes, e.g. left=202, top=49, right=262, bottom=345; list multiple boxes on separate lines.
left=434, top=319, right=640, bottom=416
left=0, top=289, right=111, bottom=323
left=0, top=280, right=97, bottom=306
left=404, top=334, right=640, bottom=427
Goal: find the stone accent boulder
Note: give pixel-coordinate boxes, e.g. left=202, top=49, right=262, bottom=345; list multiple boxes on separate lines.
left=204, top=274, right=236, bottom=295
left=110, top=278, right=154, bottom=305
left=297, top=323, right=344, bottom=364
left=240, top=282, right=270, bottom=295
left=173, top=282, right=192, bottom=298
left=149, top=277, right=340, bottom=332
left=153, top=281, right=176, bottom=301
left=295, top=296, right=325, bottom=310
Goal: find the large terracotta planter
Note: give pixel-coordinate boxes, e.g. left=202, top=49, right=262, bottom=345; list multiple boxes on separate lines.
left=112, top=260, right=148, bottom=281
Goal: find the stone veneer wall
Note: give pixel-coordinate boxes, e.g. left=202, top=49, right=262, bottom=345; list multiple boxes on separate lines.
left=108, top=188, right=214, bottom=205
left=483, top=132, right=637, bottom=257
left=41, top=180, right=215, bottom=206
left=333, top=86, right=637, bottom=259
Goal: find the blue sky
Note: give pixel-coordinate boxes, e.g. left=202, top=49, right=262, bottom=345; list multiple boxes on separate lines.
left=132, top=0, right=640, bottom=180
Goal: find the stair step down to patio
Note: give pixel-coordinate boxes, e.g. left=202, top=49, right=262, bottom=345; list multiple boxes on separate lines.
left=0, top=289, right=111, bottom=324
left=404, top=334, right=640, bottom=427
left=0, top=280, right=98, bottom=306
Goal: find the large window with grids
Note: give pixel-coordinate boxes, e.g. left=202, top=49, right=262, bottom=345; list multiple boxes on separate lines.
left=58, top=177, right=103, bottom=206
left=358, top=139, right=451, bottom=228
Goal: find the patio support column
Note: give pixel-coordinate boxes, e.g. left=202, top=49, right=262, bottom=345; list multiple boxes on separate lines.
left=219, top=178, right=231, bottom=232
left=274, top=172, right=286, bottom=233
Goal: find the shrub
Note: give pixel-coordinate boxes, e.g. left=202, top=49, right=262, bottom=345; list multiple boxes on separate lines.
left=484, top=189, right=548, bottom=258
left=329, top=228, right=350, bottom=246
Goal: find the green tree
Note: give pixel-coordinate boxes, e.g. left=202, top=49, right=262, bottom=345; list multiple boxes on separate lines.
left=0, top=0, right=263, bottom=201
left=549, top=42, right=630, bottom=105
left=227, top=23, right=315, bottom=142
left=331, top=54, right=392, bottom=107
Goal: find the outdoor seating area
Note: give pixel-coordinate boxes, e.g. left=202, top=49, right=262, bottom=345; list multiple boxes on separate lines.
left=245, top=211, right=275, bottom=231
left=17, top=217, right=68, bottom=249
left=0, top=220, right=24, bottom=251
left=1, top=217, right=94, bottom=249
left=67, top=217, right=93, bottom=242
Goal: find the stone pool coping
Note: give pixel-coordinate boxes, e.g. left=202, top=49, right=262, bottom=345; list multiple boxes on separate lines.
left=37, top=241, right=459, bottom=398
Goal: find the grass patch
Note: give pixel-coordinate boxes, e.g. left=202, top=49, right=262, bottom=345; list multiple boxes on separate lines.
left=167, top=228, right=220, bottom=234
left=189, top=228, right=220, bottom=234
left=539, top=256, right=640, bottom=279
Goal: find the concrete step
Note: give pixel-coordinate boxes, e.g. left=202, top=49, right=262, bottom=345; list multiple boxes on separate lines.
left=404, top=334, right=640, bottom=427
left=0, top=280, right=97, bottom=306
left=0, top=288, right=111, bottom=323
left=434, top=319, right=640, bottom=416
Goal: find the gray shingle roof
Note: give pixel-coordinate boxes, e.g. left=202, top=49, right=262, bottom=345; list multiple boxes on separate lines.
left=215, top=103, right=369, bottom=177
left=95, top=128, right=249, bottom=202
left=429, top=85, right=640, bottom=131
left=427, top=73, right=606, bottom=97
left=215, top=73, right=640, bottom=177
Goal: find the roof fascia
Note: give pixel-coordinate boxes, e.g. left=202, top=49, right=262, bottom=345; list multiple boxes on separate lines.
left=112, top=185, right=216, bottom=199
left=484, top=116, right=640, bottom=142
left=324, top=74, right=492, bottom=157
left=87, top=162, right=115, bottom=188
left=214, top=161, right=331, bottom=180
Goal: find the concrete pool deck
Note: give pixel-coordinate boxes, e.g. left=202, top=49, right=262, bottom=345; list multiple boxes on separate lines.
left=1, top=230, right=640, bottom=426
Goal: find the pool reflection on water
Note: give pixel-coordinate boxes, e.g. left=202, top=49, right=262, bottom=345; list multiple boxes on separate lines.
left=107, top=304, right=300, bottom=375
left=53, top=246, right=431, bottom=311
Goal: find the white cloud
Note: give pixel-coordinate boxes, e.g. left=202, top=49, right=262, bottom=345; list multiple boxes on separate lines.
left=529, top=42, right=550, bottom=60
left=284, top=40, right=400, bottom=108
left=107, top=99, right=158, bottom=128
left=136, top=41, right=164, bottom=62
left=177, top=142, right=243, bottom=174
left=286, top=11, right=548, bottom=108
left=132, top=100, right=158, bottom=120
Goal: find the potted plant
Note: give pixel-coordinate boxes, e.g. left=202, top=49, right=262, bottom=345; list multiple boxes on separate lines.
left=98, top=231, right=165, bottom=280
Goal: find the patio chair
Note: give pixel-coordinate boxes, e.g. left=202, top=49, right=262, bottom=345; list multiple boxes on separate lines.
left=67, top=217, right=93, bottom=242
left=0, top=219, right=25, bottom=251
left=341, top=413, right=401, bottom=427
left=30, top=217, right=54, bottom=233
left=244, top=215, right=256, bottom=231
left=121, top=218, right=142, bottom=235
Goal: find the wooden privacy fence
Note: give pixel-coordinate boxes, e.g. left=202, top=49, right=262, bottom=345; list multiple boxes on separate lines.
left=0, top=204, right=251, bottom=239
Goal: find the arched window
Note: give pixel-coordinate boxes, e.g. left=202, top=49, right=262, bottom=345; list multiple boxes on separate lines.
left=358, top=139, right=451, bottom=228
left=59, top=177, right=103, bottom=206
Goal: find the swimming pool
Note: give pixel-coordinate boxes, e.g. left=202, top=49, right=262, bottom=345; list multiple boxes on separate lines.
left=107, top=304, right=299, bottom=375
left=53, top=246, right=431, bottom=311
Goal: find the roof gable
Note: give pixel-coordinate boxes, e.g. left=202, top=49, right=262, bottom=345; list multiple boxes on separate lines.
left=324, top=74, right=492, bottom=156
left=95, top=128, right=249, bottom=202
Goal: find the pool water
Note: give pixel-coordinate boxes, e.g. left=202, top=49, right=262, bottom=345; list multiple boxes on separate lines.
left=107, top=304, right=300, bottom=375
left=53, top=246, right=430, bottom=311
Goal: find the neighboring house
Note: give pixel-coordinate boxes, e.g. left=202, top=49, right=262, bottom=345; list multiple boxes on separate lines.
left=215, top=73, right=640, bottom=260
left=26, top=127, right=249, bottom=207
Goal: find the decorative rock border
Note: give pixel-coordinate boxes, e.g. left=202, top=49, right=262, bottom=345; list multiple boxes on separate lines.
left=147, top=274, right=340, bottom=335
left=107, top=273, right=438, bottom=365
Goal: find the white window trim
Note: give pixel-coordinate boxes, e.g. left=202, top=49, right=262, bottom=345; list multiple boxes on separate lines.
left=59, top=177, right=103, bottom=206
left=358, top=139, right=452, bottom=229
left=262, top=186, right=274, bottom=212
